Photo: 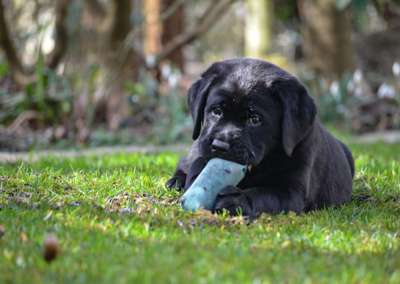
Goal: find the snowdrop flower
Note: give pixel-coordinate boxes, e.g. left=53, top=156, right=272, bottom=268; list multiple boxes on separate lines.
left=377, top=83, right=396, bottom=98
left=392, top=62, right=400, bottom=77
left=353, top=69, right=363, bottom=83
left=330, top=81, right=341, bottom=100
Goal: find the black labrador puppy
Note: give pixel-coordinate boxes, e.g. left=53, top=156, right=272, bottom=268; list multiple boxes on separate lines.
left=166, top=58, right=354, bottom=218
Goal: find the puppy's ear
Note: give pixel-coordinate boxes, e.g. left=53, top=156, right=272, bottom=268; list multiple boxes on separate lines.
left=188, top=75, right=216, bottom=140
left=274, top=78, right=317, bottom=157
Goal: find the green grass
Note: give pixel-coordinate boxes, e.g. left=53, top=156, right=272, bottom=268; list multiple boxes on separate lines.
left=1, top=143, right=400, bottom=284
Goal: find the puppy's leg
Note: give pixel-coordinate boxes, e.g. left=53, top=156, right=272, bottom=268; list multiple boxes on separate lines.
left=166, top=157, right=208, bottom=191
left=165, top=158, right=188, bottom=191
left=213, top=186, right=305, bottom=218
left=184, top=157, right=208, bottom=189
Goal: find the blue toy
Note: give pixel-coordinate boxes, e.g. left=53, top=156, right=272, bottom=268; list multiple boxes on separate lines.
left=180, top=158, right=247, bottom=211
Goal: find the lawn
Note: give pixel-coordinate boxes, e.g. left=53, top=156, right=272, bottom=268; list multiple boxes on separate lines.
left=1, top=143, right=399, bottom=283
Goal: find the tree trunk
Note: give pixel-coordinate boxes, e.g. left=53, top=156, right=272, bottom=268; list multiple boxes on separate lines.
left=161, top=0, right=185, bottom=71
left=144, top=0, right=162, bottom=57
left=298, top=0, right=355, bottom=78
left=72, top=0, right=236, bottom=130
left=46, top=0, right=70, bottom=69
left=0, top=0, right=26, bottom=80
left=154, top=0, right=236, bottom=65
left=245, top=0, right=273, bottom=58
left=105, top=0, right=137, bottom=130
left=0, top=0, right=69, bottom=86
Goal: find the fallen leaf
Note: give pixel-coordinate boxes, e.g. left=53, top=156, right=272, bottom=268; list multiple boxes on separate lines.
left=43, top=211, right=53, bottom=221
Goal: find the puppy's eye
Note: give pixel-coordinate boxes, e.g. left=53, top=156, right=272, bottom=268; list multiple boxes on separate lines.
left=248, top=113, right=262, bottom=126
left=211, top=106, right=223, bottom=117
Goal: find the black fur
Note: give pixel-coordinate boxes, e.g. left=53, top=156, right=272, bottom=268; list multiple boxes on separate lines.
left=166, top=58, right=354, bottom=218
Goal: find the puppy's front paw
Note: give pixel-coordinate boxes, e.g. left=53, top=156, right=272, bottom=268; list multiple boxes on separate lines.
left=165, top=174, right=186, bottom=191
left=213, top=186, right=253, bottom=217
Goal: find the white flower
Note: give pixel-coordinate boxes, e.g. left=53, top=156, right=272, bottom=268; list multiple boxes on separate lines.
left=329, top=81, right=341, bottom=100
left=377, top=83, right=396, bottom=98
left=353, top=69, right=363, bottom=83
left=392, top=62, right=400, bottom=77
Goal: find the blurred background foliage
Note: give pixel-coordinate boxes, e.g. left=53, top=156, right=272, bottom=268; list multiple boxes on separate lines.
left=0, top=0, right=399, bottom=150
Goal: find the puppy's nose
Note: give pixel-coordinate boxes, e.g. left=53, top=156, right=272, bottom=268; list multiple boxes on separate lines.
left=211, top=139, right=230, bottom=152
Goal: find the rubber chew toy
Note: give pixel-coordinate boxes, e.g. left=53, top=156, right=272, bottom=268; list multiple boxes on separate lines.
left=180, top=158, right=247, bottom=211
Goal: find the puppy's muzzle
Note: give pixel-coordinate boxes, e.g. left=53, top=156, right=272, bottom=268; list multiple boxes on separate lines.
left=211, top=139, right=230, bottom=153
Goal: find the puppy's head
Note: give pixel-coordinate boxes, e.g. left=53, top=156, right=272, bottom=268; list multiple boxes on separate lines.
left=188, top=58, right=316, bottom=166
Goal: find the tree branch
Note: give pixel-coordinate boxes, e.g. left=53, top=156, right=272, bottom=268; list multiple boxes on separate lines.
left=160, top=0, right=186, bottom=23
left=154, top=0, right=236, bottom=64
